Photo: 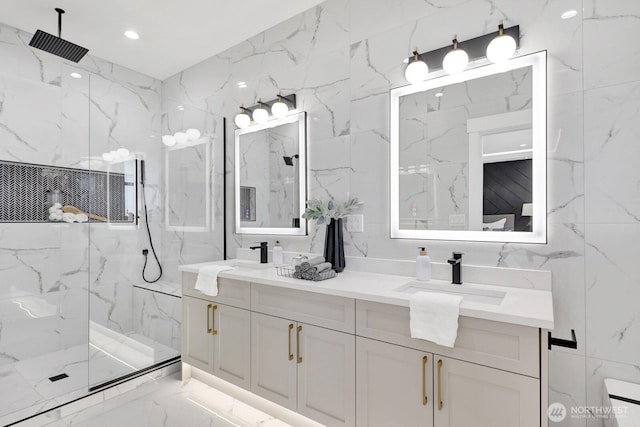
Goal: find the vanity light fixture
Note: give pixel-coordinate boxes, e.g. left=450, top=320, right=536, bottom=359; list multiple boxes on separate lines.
left=405, top=50, right=429, bottom=85
left=234, top=106, right=251, bottom=129
left=442, top=36, right=469, bottom=74
left=252, top=100, right=269, bottom=124
left=403, top=24, right=519, bottom=80
left=162, top=135, right=177, bottom=147
left=486, top=20, right=517, bottom=63
left=186, top=128, right=201, bottom=141
left=271, top=95, right=290, bottom=118
left=174, top=131, right=188, bottom=144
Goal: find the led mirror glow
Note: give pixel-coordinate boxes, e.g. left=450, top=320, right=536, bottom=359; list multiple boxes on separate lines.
left=271, top=100, right=289, bottom=118
left=405, top=57, right=429, bottom=85
left=252, top=106, right=269, bottom=124
left=390, top=51, right=547, bottom=244
left=234, top=112, right=250, bottom=129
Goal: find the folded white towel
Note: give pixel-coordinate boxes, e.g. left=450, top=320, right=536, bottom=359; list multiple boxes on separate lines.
left=195, top=265, right=234, bottom=296
left=409, top=292, right=462, bottom=348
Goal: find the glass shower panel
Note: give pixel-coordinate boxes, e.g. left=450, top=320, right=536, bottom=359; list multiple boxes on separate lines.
left=0, top=62, right=91, bottom=424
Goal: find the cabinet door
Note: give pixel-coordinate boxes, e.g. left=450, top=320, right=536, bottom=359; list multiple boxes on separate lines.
left=182, top=296, right=214, bottom=373
left=434, top=356, right=540, bottom=427
left=356, top=337, right=433, bottom=427
left=297, top=323, right=356, bottom=427
left=250, top=312, right=297, bottom=410
left=213, top=304, right=251, bottom=390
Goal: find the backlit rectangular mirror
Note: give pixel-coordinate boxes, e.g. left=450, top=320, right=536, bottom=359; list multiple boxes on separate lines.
left=390, top=51, right=546, bottom=243
left=235, top=112, right=307, bottom=235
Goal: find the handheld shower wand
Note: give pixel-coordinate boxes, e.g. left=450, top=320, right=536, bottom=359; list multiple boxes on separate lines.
left=140, top=160, right=162, bottom=283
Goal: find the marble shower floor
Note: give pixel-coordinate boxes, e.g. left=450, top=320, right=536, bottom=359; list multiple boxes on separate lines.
left=0, top=333, right=179, bottom=424
left=23, top=374, right=292, bottom=427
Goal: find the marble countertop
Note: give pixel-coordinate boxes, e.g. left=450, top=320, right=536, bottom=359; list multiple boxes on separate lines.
left=179, top=260, right=554, bottom=329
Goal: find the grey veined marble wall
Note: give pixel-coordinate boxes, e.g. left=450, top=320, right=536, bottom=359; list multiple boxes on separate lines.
left=162, top=0, right=640, bottom=425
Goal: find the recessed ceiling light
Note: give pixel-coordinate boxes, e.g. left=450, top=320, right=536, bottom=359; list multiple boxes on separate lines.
left=520, top=143, right=527, bottom=147
left=435, top=92, right=444, bottom=97
left=177, top=105, right=185, bottom=111
left=70, top=72, right=82, bottom=79
left=561, top=10, right=578, bottom=19
left=124, top=30, right=140, bottom=40
left=237, top=81, right=247, bottom=88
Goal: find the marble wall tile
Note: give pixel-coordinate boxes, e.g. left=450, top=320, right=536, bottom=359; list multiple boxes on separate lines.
left=585, top=224, right=640, bottom=366
left=585, top=357, right=640, bottom=427
left=549, top=351, right=587, bottom=427
left=132, top=289, right=182, bottom=351
left=0, top=26, right=62, bottom=86
left=584, top=80, right=640, bottom=224
left=584, top=0, right=640, bottom=90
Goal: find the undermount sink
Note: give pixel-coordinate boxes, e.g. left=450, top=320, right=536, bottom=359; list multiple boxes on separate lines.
left=216, top=260, right=273, bottom=270
left=394, top=281, right=506, bottom=305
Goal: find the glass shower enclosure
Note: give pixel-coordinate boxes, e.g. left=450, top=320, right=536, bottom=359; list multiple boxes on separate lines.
left=0, top=47, right=179, bottom=425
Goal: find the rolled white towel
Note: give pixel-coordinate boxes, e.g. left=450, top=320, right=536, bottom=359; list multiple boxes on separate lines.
left=75, top=213, right=88, bottom=223
left=49, top=213, right=58, bottom=221
left=62, top=212, right=77, bottom=223
left=53, top=203, right=62, bottom=209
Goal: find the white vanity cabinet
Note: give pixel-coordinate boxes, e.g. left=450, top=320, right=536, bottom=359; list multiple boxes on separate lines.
left=181, top=276, right=251, bottom=390
left=181, top=271, right=547, bottom=427
left=356, top=337, right=433, bottom=427
left=355, top=300, right=543, bottom=427
left=433, top=356, right=539, bottom=427
left=250, top=291, right=356, bottom=427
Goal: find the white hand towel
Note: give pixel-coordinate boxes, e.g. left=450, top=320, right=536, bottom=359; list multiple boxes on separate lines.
left=409, top=292, right=463, bottom=348
left=195, top=265, right=234, bottom=296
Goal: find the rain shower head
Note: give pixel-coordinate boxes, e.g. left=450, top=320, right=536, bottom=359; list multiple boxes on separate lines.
left=29, top=8, right=89, bottom=63
left=283, top=154, right=299, bottom=166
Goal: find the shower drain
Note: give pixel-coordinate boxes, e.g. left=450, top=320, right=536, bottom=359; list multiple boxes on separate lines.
left=49, top=373, right=69, bottom=382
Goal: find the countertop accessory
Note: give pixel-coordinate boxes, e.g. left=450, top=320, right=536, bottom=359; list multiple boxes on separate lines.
left=410, top=291, right=462, bottom=348
left=273, top=241, right=284, bottom=265
left=195, top=265, right=234, bottom=296
left=416, top=247, right=431, bottom=281
left=62, top=205, right=107, bottom=222
left=276, top=265, right=295, bottom=278
left=547, top=329, right=577, bottom=350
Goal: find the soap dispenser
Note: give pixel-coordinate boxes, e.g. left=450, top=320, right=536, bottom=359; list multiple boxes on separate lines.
left=416, top=247, right=431, bottom=281
left=273, top=241, right=284, bottom=265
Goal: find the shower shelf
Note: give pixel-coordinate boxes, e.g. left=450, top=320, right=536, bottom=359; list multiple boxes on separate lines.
left=0, top=160, right=134, bottom=223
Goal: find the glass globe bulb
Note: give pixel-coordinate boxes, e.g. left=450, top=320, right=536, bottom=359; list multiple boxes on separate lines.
left=271, top=101, right=289, bottom=118
left=252, top=107, right=269, bottom=124
left=102, top=152, right=113, bottom=162
left=162, top=135, right=176, bottom=146
left=116, top=148, right=130, bottom=158
left=174, top=132, right=188, bottom=144
left=443, top=48, right=469, bottom=74
left=186, top=128, right=201, bottom=141
left=234, top=113, right=250, bottom=129
left=486, top=34, right=516, bottom=63
left=404, top=58, right=429, bottom=85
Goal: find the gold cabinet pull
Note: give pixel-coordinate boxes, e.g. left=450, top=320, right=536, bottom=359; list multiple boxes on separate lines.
left=211, top=305, right=218, bottom=335
left=422, top=355, right=428, bottom=405
left=288, top=323, right=294, bottom=360
left=296, top=325, right=303, bottom=364
left=437, top=359, right=443, bottom=410
left=206, top=304, right=213, bottom=334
